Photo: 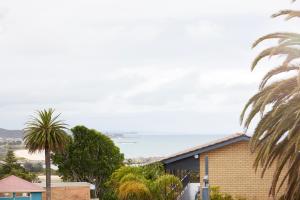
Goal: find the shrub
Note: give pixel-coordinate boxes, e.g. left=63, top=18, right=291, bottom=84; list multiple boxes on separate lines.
left=117, top=181, right=152, bottom=200
left=210, top=186, right=233, bottom=200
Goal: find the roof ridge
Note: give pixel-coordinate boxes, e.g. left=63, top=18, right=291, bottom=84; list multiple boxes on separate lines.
left=161, top=132, right=250, bottom=162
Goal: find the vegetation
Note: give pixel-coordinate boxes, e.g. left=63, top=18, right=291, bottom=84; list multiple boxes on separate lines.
left=241, top=1, right=300, bottom=199
left=210, top=187, right=233, bottom=200
left=23, top=161, right=43, bottom=173
left=208, top=186, right=247, bottom=200
left=52, top=125, right=124, bottom=199
left=0, top=150, right=37, bottom=181
left=24, top=108, right=69, bottom=200
left=107, top=164, right=182, bottom=200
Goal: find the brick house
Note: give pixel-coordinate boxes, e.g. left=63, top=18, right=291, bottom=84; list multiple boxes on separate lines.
left=160, top=133, right=283, bottom=200
left=38, top=182, right=92, bottom=200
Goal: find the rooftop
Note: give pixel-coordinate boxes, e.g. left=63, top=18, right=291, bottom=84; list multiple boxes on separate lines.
left=161, top=133, right=250, bottom=164
left=0, top=175, right=44, bottom=193
left=37, top=182, right=94, bottom=189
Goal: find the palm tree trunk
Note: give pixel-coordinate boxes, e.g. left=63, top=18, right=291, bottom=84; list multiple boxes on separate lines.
left=45, top=148, right=51, bottom=200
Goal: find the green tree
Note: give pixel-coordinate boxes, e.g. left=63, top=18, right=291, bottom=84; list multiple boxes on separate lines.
left=241, top=2, right=300, bottom=199
left=153, top=174, right=183, bottom=200
left=0, top=150, right=37, bottom=181
left=52, top=125, right=124, bottom=199
left=24, top=109, right=68, bottom=200
left=23, top=161, right=43, bottom=173
left=108, top=164, right=182, bottom=200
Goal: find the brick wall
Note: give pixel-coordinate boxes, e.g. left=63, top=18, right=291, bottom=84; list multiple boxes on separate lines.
left=199, top=141, right=284, bottom=200
left=42, top=186, right=90, bottom=200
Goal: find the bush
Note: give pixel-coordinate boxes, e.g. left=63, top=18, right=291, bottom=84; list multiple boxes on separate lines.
left=107, top=164, right=182, bottom=200
left=210, top=186, right=233, bottom=200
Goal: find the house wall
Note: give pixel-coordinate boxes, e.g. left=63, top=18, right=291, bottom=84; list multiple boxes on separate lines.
left=165, top=156, right=199, bottom=172
left=199, top=141, right=284, bottom=200
left=42, top=186, right=90, bottom=200
left=31, top=192, right=42, bottom=200
left=0, top=192, right=41, bottom=200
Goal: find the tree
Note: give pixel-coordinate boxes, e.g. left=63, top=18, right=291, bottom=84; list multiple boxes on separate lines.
left=52, top=125, right=124, bottom=199
left=108, top=164, right=182, bottom=200
left=153, top=174, right=183, bottom=200
left=23, top=161, right=43, bottom=173
left=24, top=109, right=68, bottom=200
left=0, top=150, right=37, bottom=181
left=241, top=2, right=300, bottom=199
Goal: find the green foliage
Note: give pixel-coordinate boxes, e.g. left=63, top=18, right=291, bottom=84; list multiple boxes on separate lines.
left=118, top=181, right=152, bottom=200
left=210, top=186, right=233, bottom=200
left=141, top=163, right=165, bottom=180
left=52, top=125, right=124, bottom=199
left=101, top=190, right=118, bottom=200
left=240, top=2, right=300, bottom=199
left=0, top=150, right=37, bottom=182
left=153, top=174, right=183, bottom=200
left=107, top=164, right=182, bottom=200
left=235, top=197, right=247, bottom=200
left=23, top=161, right=43, bottom=173
left=24, top=108, right=68, bottom=200
left=24, top=108, right=69, bottom=153
left=120, top=173, right=146, bottom=184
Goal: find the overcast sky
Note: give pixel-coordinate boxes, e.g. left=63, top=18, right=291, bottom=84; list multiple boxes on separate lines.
left=0, top=0, right=299, bottom=134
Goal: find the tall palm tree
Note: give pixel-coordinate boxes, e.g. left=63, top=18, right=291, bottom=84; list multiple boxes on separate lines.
left=241, top=4, right=300, bottom=200
left=24, top=109, right=68, bottom=200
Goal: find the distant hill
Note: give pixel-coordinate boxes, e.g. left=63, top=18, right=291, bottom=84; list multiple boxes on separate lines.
left=0, top=128, right=23, bottom=138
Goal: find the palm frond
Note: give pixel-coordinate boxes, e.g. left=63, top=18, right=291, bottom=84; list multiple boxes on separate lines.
left=242, top=10, right=300, bottom=198
left=24, top=108, right=69, bottom=153
left=272, top=10, right=300, bottom=20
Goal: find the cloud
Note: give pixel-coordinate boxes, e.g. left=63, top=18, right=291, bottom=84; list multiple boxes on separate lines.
left=185, top=20, right=222, bottom=39
left=0, top=0, right=298, bottom=133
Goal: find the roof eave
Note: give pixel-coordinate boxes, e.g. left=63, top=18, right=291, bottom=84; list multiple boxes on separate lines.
left=0, top=189, right=45, bottom=193
left=162, top=135, right=250, bottom=164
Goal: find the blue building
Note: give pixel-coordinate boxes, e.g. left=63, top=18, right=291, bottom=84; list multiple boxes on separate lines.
left=0, top=175, right=44, bottom=200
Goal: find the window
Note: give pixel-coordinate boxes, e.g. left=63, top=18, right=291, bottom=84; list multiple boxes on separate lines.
left=0, top=193, right=13, bottom=198
left=15, top=192, right=31, bottom=197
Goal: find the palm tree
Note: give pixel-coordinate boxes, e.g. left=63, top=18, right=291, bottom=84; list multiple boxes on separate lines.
left=24, top=109, right=68, bottom=200
left=241, top=5, right=300, bottom=200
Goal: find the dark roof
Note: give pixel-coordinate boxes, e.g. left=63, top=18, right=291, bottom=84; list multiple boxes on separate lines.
left=161, top=133, right=250, bottom=164
left=0, top=175, right=44, bottom=193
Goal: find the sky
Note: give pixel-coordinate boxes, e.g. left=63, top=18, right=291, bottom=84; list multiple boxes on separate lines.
left=0, top=0, right=299, bottom=134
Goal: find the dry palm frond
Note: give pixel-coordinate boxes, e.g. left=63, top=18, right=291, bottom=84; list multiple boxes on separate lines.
left=272, top=10, right=300, bottom=20
left=251, top=47, right=300, bottom=70
left=253, top=32, right=300, bottom=48
left=242, top=6, right=300, bottom=198
left=259, top=65, right=299, bottom=89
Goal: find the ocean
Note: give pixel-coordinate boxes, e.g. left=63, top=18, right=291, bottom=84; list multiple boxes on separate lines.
left=15, top=134, right=225, bottom=159
left=112, top=134, right=225, bottom=158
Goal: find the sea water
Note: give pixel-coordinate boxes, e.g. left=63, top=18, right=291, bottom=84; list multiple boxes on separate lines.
left=15, top=134, right=225, bottom=159
left=112, top=134, right=225, bottom=158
